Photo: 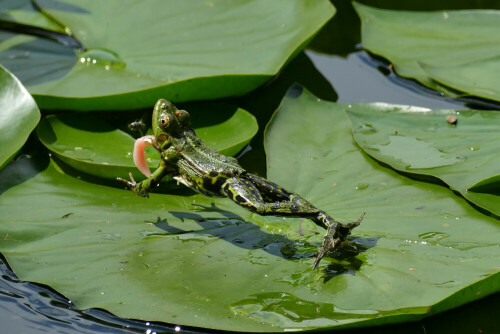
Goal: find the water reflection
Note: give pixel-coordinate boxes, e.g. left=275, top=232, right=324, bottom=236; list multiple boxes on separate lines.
left=322, top=237, right=380, bottom=283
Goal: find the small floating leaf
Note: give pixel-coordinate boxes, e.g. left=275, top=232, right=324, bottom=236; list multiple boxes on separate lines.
left=355, top=3, right=500, bottom=101
left=36, top=103, right=258, bottom=180
left=0, top=64, right=40, bottom=170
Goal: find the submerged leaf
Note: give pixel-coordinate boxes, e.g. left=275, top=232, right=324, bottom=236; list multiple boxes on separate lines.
left=0, top=0, right=65, bottom=33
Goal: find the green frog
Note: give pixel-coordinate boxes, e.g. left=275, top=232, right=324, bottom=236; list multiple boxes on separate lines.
left=118, top=99, right=364, bottom=269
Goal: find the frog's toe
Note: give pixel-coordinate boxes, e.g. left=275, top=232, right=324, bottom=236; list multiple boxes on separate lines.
left=117, top=172, right=137, bottom=189
left=313, top=213, right=365, bottom=269
left=313, top=229, right=338, bottom=269
left=313, top=243, right=330, bottom=269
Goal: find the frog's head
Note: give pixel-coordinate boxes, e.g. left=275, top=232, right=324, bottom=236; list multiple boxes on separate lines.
left=152, top=98, right=192, bottom=140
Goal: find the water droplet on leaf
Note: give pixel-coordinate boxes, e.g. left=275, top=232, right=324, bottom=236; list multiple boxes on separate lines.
left=469, top=145, right=480, bottom=151
left=78, top=48, right=126, bottom=69
left=355, top=183, right=369, bottom=190
left=357, top=123, right=377, bottom=134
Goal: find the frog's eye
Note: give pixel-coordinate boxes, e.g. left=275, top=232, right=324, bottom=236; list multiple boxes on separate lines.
left=159, top=114, right=169, bottom=128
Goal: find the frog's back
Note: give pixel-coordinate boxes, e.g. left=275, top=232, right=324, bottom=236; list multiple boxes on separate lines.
left=175, top=132, right=243, bottom=196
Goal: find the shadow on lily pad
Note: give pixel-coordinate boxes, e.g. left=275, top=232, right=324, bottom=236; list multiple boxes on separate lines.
left=145, top=202, right=378, bottom=279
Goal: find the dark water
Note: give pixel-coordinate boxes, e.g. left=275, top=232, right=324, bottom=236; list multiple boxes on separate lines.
left=1, top=0, right=500, bottom=333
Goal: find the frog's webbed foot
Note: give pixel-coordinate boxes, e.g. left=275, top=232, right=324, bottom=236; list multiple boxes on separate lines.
left=117, top=172, right=149, bottom=198
left=313, top=212, right=365, bottom=269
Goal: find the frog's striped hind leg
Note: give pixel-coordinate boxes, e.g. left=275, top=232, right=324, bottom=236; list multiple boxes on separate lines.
left=244, top=173, right=316, bottom=208
left=221, top=176, right=322, bottom=219
left=222, top=176, right=364, bottom=268
left=242, top=174, right=343, bottom=229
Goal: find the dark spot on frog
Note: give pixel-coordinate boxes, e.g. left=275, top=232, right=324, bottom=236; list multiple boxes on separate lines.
left=202, top=176, right=226, bottom=194
left=222, top=184, right=234, bottom=200
left=235, top=195, right=246, bottom=204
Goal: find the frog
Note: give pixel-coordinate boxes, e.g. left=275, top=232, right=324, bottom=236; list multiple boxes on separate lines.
left=118, top=99, right=364, bottom=269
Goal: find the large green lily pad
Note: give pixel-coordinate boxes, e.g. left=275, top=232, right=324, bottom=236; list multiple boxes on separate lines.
left=0, top=89, right=499, bottom=331
left=355, top=3, right=500, bottom=101
left=0, top=0, right=334, bottom=110
left=345, top=104, right=500, bottom=216
left=0, top=64, right=40, bottom=169
left=36, top=103, right=258, bottom=180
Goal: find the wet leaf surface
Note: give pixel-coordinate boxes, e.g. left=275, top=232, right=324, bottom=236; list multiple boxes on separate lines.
left=0, top=0, right=334, bottom=110
left=0, top=88, right=498, bottom=331
left=345, top=104, right=500, bottom=216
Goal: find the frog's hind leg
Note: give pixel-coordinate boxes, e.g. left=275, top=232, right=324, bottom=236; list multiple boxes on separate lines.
left=222, top=176, right=320, bottom=219
left=223, top=175, right=364, bottom=268
left=244, top=174, right=314, bottom=207
left=243, top=174, right=341, bottom=228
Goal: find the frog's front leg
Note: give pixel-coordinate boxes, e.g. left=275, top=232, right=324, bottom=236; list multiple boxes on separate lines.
left=117, top=164, right=170, bottom=197
left=118, top=135, right=172, bottom=197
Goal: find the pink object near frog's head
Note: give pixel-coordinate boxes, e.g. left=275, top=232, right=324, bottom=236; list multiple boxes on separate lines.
left=133, top=135, right=156, bottom=178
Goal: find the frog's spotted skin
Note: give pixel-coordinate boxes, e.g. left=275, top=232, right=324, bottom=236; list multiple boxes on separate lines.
left=118, top=99, right=364, bottom=269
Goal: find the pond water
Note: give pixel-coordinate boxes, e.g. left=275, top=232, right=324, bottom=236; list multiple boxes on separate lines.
left=1, top=1, right=499, bottom=333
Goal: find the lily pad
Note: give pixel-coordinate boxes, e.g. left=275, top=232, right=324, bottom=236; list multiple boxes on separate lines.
left=0, top=64, right=40, bottom=169
left=345, top=104, right=500, bottom=216
left=36, top=103, right=258, bottom=180
left=355, top=3, right=500, bottom=101
left=0, top=88, right=499, bottom=331
left=0, top=0, right=334, bottom=110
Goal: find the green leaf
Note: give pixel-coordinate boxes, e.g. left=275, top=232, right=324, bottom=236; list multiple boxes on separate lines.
left=421, top=60, right=500, bottom=102
left=0, top=64, right=40, bottom=170
left=345, top=104, right=500, bottom=216
left=0, top=0, right=66, bottom=33
left=355, top=3, right=500, bottom=101
left=36, top=103, right=258, bottom=180
left=0, top=0, right=334, bottom=110
left=1, top=88, right=499, bottom=331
